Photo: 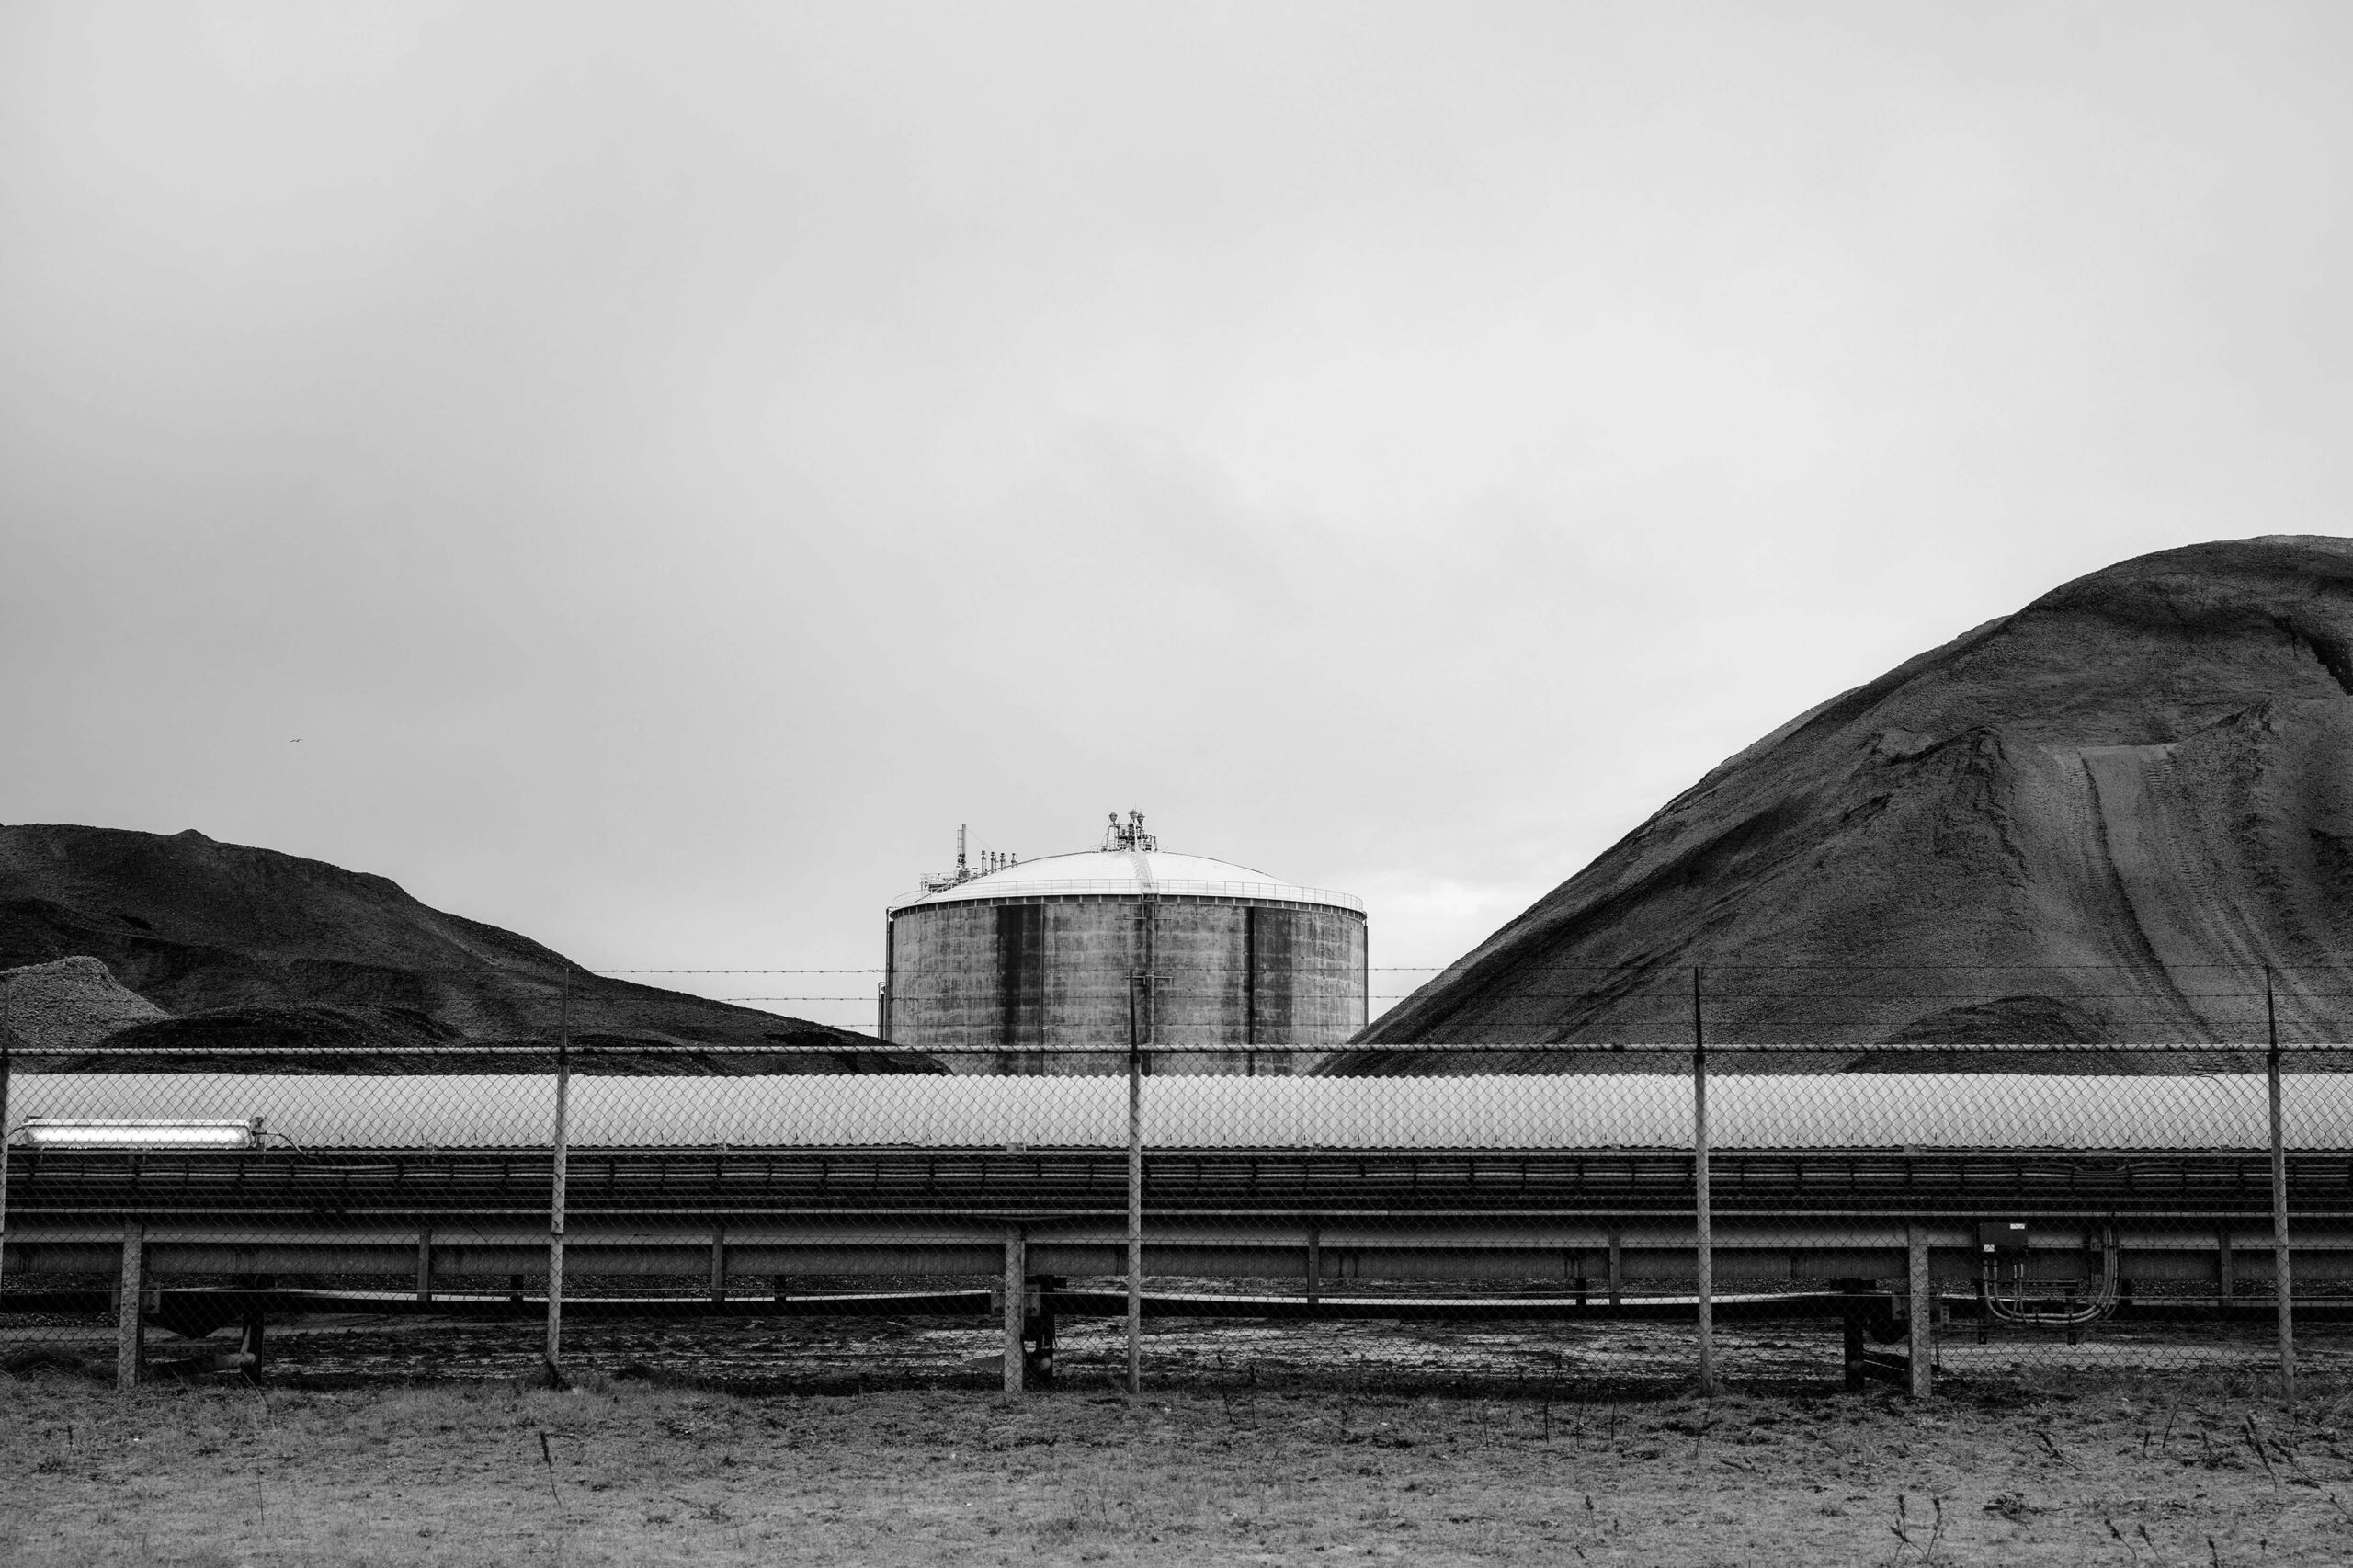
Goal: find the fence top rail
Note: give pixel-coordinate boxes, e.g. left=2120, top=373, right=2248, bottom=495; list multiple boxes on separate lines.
left=12, top=1040, right=2353, bottom=1058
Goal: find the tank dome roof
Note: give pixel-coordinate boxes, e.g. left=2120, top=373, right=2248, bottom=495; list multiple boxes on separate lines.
left=888, top=847, right=1363, bottom=915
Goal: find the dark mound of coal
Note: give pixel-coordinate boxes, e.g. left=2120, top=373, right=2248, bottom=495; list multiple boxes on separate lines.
left=1347, top=536, right=2353, bottom=1068
left=0, top=824, right=912, bottom=1072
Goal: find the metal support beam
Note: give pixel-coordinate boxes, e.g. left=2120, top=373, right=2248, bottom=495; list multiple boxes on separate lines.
left=1306, top=1223, right=1322, bottom=1308
left=1842, top=1289, right=1866, bottom=1392
left=709, top=1224, right=726, bottom=1304
left=1607, top=1233, right=1622, bottom=1307
left=1003, top=1223, right=1027, bottom=1394
left=415, top=1227, right=433, bottom=1303
left=116, top=1221, right=143, bottom=1392
left=1906, top=1226, right=1932, bottom=1399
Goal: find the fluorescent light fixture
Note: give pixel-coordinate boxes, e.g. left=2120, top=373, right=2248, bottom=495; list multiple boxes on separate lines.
left=17, top=1118, right=262, bottom=1150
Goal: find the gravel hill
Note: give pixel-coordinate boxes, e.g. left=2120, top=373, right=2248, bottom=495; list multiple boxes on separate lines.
left=1349, top=536, right=2353, bottom=1067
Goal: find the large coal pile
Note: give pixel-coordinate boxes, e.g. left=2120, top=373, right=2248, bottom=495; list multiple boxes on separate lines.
left=1347, top=536, right=2353, bottom=1070
left=0, top=824, right=907, bottom=1072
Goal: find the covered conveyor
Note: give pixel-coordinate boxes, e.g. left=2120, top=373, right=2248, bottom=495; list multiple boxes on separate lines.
left=5, top=1072, right=2348, bottom=1390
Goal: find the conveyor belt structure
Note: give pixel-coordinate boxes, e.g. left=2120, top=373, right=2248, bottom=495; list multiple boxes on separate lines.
left=5, top=1073, right=2350, bottom=1338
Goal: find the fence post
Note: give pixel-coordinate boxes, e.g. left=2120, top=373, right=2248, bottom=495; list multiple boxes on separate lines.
left=710, top=1222, right=727, bottom=1306
left=116, top=1221, right=143, bottom=1392
left=415, top=1226, right=433, bottom=1303
left=1906, top=1223, right=1932, bottom=1399
left=545, top=976, right=573, bottom=1382
left=1127, top=978, right=1143, bottom=1396
left=2266, top=969, right=2294, bottom=1403
left=1692, top=966, right=1713, bottom=1396
left=1003, top=1223, right=1028, bottom=1394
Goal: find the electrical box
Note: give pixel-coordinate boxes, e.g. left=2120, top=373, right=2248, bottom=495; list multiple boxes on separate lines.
left=1978, top=1221, right=2030, bottom=1256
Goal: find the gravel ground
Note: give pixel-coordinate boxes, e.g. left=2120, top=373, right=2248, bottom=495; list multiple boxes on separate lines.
left=3, top=1360, right=2349, bottom=1566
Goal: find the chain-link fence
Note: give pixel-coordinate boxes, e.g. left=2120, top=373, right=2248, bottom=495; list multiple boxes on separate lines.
left=3, top=965, right=2347, bottom=1399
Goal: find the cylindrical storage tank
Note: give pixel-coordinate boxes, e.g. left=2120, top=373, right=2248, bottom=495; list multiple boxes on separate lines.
left=881, top=834, right=1366, bottom=1074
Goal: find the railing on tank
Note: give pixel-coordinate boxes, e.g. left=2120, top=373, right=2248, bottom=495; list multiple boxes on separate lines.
left=887, top=878, right=1366, bottom=912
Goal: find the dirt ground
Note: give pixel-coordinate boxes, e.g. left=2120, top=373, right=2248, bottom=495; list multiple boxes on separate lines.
left=4, top=1334, right=2350, bottom=1565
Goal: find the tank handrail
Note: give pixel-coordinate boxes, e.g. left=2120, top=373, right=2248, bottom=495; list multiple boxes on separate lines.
left=887, top=878, right=1366, bottom=914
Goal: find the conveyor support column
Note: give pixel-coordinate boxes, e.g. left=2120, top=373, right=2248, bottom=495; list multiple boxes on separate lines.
left=116, top=1221, right=143, bottom=1392
left=1003, top=1225, right=1026, bottom=1394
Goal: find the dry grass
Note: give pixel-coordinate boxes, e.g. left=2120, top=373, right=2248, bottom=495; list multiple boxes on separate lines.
left=3, top=1367, right=2349, bottom=1565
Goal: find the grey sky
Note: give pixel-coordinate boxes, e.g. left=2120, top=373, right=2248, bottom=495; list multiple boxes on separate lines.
left=6, top=3, right=2351, bottom=1032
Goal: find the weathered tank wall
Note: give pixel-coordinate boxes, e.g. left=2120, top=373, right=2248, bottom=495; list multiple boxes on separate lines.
left=884, top=895, right=1367, bottom=1074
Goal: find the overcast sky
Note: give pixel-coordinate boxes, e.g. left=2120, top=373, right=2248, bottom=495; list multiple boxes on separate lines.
left=6, top=3, right=2352, bottom=1030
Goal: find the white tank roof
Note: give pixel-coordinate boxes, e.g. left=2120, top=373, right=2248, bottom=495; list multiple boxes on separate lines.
left=888, top=847, right=1363, bottom=915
